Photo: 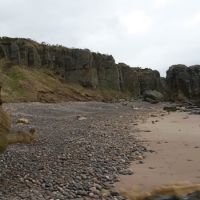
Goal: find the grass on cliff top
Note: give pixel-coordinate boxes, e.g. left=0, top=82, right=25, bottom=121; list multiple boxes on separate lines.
left=0, top=60, right=129, bottom=103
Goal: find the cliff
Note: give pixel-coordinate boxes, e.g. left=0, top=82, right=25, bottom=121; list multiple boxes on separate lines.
left=1, top=37, right=200, bottom=102
left=166, top=64, right=200, bottom=101
left=0, top=37, right=163, bottom=99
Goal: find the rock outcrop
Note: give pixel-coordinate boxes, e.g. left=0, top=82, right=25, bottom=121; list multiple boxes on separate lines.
left=117, top=63, right=164, bottom=97
left=166, top=65, right=200, bottom=101
left=0, top=37, right=164, bottom=97
left=1, top=37, right=200, bottom=102
left=0, top=37, right=121, bottom=90
left=0, top=84, right=37, bottom=153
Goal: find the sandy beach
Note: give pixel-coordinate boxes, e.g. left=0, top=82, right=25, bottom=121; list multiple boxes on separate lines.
left=1, top=101, right=200, bottom=200
left=116, top=110, right=200, bottom=197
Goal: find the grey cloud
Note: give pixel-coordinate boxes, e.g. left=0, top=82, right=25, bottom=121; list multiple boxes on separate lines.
left=1, top=0, right=200, bottom=76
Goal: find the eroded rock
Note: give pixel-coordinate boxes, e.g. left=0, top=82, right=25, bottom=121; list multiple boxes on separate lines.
left=0, top=84, right=37, bottom=153
left=166, top=65, right=200, bottom=101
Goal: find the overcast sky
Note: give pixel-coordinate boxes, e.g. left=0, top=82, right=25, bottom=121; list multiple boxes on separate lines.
left=1, top=0, right=200, bottom=76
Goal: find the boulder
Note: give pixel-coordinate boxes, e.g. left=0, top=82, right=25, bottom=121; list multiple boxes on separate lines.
left=143, top=90, right=164, bottom=103
left=16, top=118, right=30, bottom=124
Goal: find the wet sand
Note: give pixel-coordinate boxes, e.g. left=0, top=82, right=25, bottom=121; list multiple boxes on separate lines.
left=116, top=111, right=200, bottom=196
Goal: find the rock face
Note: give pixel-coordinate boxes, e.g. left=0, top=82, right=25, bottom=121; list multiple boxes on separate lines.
left=166, top=65, right=200, bottom=100
left=1, top=37, right=200, bottom=102
left=117, top=63, right=163, bottom=96
left=117, top=63, right=140, bottom=96
left=0, top=37, right=164, bottom=97
left=0, top=37, right=121, bottom=90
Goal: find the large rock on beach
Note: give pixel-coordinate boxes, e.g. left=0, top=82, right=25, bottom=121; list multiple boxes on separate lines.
left=143, top=90, right=164, bottom=103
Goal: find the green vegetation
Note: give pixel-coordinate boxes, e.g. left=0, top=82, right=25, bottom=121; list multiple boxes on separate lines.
left=0, top=59, right=130, bottom=103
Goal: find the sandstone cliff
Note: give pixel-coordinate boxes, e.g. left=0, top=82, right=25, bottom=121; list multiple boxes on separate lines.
left=0, top=37, right=163, bottom=98
left=1, top=36, right=200, bottom=102
left=166, top=64, right=200, bottom=101
left=117, top=63, right=164, bottom=95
